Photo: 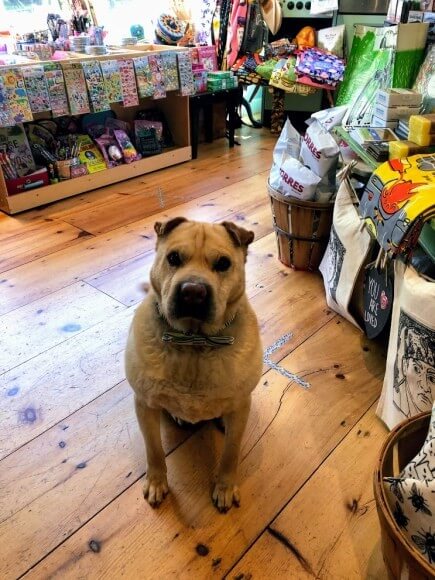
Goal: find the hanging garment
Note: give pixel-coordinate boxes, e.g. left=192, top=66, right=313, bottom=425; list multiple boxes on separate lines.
left=216, top=0, right=232, bottom=70
left=259, top=0, right=282, bottom=36
left=225, top=0, right=248, bottom=70
left=241, top=0, right=267, bottom=55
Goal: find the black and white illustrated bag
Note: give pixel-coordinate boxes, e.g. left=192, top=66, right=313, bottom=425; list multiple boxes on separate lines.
left=319, top=177, right=373, bottom=329
left=377, top=260, right=435, bottom=430
left=384, top=403, right=435, bottom=567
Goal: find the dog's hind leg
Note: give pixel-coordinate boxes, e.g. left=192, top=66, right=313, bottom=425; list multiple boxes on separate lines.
left=212, top=397, right=251, bottom=513
left=135, top=396, right=169, bottom=507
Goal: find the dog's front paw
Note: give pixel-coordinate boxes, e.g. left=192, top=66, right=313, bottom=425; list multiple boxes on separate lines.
left=143, top=475, right=169, bottom=507
left=212, top=481, right=240, bottom=513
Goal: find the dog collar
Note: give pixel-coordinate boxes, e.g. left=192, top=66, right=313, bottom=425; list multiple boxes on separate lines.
left=155, top=303, right=236, bottom=347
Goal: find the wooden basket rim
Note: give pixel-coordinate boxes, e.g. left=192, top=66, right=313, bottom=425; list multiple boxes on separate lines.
left=373, top=411, right=433, bottom=575
left=267, top=180, right=334, bottom=210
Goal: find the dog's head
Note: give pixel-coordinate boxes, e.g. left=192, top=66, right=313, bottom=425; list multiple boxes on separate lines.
left=150, top=217, right=254, bottom=334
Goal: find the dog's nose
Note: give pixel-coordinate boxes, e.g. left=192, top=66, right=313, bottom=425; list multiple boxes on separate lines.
left=180, top=282, right=208, bottom=305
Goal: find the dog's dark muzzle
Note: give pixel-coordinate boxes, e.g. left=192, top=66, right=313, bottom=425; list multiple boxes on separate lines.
left=172, top=280, right=213, bottom=321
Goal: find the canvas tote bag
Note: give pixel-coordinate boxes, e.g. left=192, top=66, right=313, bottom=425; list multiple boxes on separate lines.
left=377, top=260, right=435, bottom=430
left=319, top=177, right=374, bottom=329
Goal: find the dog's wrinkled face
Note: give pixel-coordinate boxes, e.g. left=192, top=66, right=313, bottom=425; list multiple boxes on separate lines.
left=150, top=218, right=254, bottom=333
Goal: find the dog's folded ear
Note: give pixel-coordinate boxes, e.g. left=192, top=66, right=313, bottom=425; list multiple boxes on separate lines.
left=221, top=221, right=255, bottom=247
left=154, top=217, right=188, bottom=238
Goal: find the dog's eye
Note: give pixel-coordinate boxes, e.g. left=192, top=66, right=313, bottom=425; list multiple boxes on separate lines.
left=214, top=256, right=232, bottom=272
left=167, top=251, right=182, bottom=267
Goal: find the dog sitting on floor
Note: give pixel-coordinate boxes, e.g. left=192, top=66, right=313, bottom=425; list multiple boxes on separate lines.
left=125, top=217, right=262, bottom=512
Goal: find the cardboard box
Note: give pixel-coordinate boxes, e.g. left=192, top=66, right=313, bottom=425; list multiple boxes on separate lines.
left=371, top=116, right=398, bottom=129
left=376, top=88, right=422, bottom=108
left=372, top=102, right=421, bottom=122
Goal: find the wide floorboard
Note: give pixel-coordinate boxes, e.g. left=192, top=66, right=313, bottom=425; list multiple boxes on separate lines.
left=0, top=128, right=388, bottom=579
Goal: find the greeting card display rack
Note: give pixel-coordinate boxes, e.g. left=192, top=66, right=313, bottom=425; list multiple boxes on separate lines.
left=0, top=45, right=191, bottom=214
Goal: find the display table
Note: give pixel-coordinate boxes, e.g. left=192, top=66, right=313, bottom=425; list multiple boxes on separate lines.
left=189, top=86, right=242, bottom=159
left=0, top=47, right=192, bottom=214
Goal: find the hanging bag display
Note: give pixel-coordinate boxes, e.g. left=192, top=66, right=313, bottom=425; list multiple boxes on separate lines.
left=377, top=260, right=435, bottom=430
left=319, top=176, right=374, bottom=329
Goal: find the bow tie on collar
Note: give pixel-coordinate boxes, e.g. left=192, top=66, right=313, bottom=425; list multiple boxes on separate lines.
left=156, top=304, right=236, bottom=347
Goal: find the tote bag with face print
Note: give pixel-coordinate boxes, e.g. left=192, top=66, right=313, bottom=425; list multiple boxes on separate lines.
left=377, top=260, right=435, bottom=430
left=319, top=178, right=374, bottom=329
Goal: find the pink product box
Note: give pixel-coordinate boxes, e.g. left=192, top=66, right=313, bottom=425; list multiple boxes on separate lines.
left=193, top=70, right=208, bottom=93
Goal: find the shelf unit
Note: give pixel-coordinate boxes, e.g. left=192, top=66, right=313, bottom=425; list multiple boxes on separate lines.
left=0, top=48, right=192, bottom=214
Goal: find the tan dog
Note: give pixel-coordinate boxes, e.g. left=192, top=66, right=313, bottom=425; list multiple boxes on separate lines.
left=125, top=218, right=262, bottom=512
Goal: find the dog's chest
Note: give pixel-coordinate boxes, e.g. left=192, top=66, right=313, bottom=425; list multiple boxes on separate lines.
left=135, top=347, right=251, bottom=422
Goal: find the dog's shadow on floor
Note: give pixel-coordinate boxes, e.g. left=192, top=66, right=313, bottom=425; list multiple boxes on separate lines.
left=161, top=405, right=263, bottom=527
left=163, top=417, right=227, bottom=525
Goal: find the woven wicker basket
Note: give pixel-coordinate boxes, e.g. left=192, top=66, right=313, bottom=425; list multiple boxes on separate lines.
left=374, top=412, right=433, bottom=580
left=267, top=182, right=333, bottom=271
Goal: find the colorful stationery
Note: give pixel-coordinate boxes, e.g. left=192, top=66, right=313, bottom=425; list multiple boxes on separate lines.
left=100, top=59, right=123, bottom=103
left=133, top=56, right=154, bottom=98
left=77, top=134, right=107, bottom=173
left=22, top=65, right=51, bottom=113
left=148, top=54, right=166, bottom=99
left=0, top=124, right=36, bottom=176
left=82, top=60, right=110, bottom=113
left=177, top=52, right=195, bottom=96
left=0, top=68, right=33, bottom=124
left=44, top=63, right=69, bottom=117
left=118, top=59, right=139, bottom=107
left=198, top=45, right=218, bottom=72
left=161, top=52, right=179, bottom=91
left=62, top=62, right=90, bottom=115
left=0, top=75, right=14, bottom=127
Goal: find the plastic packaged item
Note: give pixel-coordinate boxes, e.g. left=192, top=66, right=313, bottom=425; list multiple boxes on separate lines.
left=113, top=129, right=141, bottom=163
left=300, top=120, right=339, bottom=178
left=295, top=48, right=345, bottom=89
left=136, top=109, right=173, bottom=148
left=294, top=26, right=316, bottom=49
left=274, top=118, right=301, bottom=161
left=270, top=156, right=321, bottom=201
left=413, top=44, right=435, bottom=113
left=77, top=135, right=107, bottom=173
left=317, top=25, right=345, bottom=58
left=95, top=134, right=123, bottom=168
left=134, top=120, right=163, bottom=142
left=105, top=117, right=130, bottom=136
left=255, top=58, right=278, bottom=81
left=134, top=126, right=161, bottom=156
left=310, top=105, right=348, bottom=131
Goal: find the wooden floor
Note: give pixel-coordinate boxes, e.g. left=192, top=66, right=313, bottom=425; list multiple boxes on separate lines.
left=0, top=128, right=389, bottom=580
